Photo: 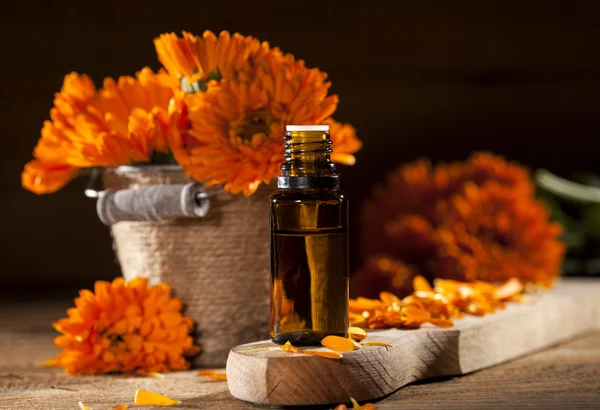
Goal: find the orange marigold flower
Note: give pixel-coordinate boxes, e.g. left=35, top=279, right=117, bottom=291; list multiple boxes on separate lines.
left=168, top=79, right=286, bottom=196
left=66, top=67, right=175, bottom=167
left=355, top=152, right=563, bottom=296
left=22, top=161, right=77, bottom=194
left=435, top=182, right=565, bottom=283
left=169, top=49, right=341, bottom=196
left=325, top=118, right=362, bottom=166
left=361, top=152, right=533, bottom=258
left=46, top=277, right=200, bottom=375
left=154, top=30, right=267, bottom=85
left=158, top=30, right=359, bottom=196
left=350, top=275, right=525, bottom=330
left=90, top=68, right=176, bottom=156
left=22, top=73, right=94, bottom=193
left=23, top=69, right=180, bottom=194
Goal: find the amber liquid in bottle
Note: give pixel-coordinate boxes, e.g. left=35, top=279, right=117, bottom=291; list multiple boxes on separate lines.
left=270, top=125, right=349, bottom=345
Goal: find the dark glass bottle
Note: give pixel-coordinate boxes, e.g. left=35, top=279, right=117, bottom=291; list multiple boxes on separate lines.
left=270, top=125, right=349, bottom=345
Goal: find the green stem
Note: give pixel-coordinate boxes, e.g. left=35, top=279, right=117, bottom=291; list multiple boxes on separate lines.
left=535, top=169, right=600, bottom=204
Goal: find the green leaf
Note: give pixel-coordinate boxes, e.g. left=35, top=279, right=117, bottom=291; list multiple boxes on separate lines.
left=536, top=190, right=585, bottom=251
left=535, top=169, right=600, bottom=204
left=536, top=191, right=573, bottom=229
left=583, top=203, right=600, bottom=239
left=181, top=68, right=222, bottom=93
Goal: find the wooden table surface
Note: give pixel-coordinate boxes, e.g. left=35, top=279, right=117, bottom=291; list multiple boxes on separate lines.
left=1, top=300, right=599, bottom=409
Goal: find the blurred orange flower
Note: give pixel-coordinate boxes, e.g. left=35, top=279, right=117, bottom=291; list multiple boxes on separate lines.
left=436, top=182, right=564, bottom=284
left=22, top=69, right=179, bottom=194
left=361, top=152, right=533, bottom=258
left=353, top=153, right=564, bottom=297
left=46, top=277, right=200, bottom=375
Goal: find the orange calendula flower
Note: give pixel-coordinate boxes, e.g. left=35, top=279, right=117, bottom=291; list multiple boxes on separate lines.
left=169, top=79, right=286, bottom=196
left=23, top=68, right=180, bottom=194
left=169, top=49, right=342, bottom=196
left=350, top=275, right=524, bottom=330
left=46, top=277, right=200, bottom=375
left=21, top=161, right=77, bottom=195
left=158, top=30, right=360, bottom=196
left=354, top=152, right=562, bottom=296
left=326, top=118, right=362, bottom=166
left=361, top=152, right=533, bottom=259
left=435, top=182, right=564, bottom=284
left=26, top=31, right=358, bottom=196
left=89, top=68, right=176, bottom=157
left=154, top=30, right=267, bottom=86
left=22, top=73, right=94, bottom=193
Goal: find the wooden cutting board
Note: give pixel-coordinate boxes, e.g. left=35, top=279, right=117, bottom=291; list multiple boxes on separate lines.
left=226, top=279, right=600, bottom=406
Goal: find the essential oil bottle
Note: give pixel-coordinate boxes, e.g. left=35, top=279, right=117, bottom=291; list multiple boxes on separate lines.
left=270, top=124, right=349, bottom=345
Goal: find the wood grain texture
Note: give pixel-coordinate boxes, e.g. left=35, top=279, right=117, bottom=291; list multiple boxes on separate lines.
left=226, top=279, right=600, bottom=405
left=1, top=284, right=600, bottom=409
left=2, top=334, right=599, bottom=409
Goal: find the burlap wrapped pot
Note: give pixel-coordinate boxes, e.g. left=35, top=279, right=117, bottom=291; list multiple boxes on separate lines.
left=102, top=165, right=271, bottom=367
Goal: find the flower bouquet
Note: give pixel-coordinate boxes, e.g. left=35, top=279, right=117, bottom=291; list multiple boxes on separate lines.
left=23, top=30, right=361, bottom=366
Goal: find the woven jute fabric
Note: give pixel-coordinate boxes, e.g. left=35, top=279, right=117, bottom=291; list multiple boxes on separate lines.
left=103, top=166, right=271, bottom=367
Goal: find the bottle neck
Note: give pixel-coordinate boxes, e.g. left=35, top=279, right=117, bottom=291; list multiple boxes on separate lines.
left=278, top=129, right=339, bottom=189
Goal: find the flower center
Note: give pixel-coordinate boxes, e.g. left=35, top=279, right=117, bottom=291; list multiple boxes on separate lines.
left=107, top=332, right=126, bottom=347
left=232, top=111, right=271, bottom=142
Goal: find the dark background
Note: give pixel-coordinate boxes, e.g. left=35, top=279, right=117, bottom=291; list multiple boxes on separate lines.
left=2, top=0, right=600, bottom=297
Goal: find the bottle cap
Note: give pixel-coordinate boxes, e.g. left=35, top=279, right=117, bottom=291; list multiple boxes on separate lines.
left=285, top=125, right=329, bottom=132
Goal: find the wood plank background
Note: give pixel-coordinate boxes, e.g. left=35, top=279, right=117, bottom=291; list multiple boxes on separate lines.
left=2, top=0, right=600, bottom=293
